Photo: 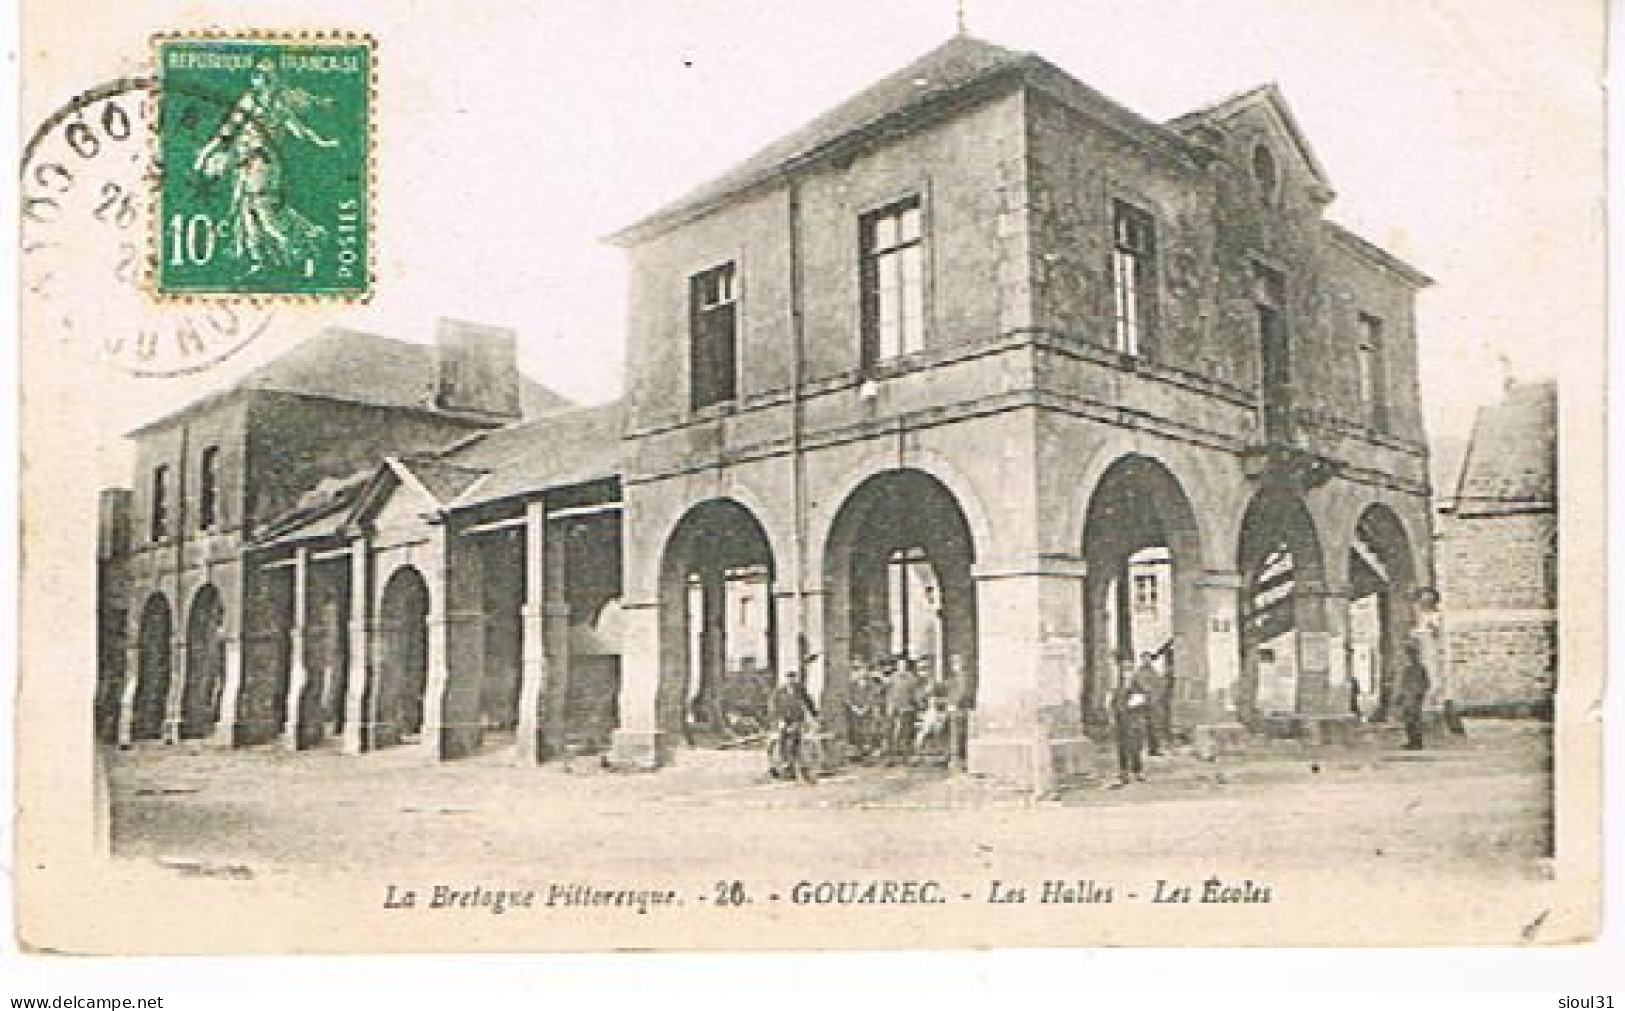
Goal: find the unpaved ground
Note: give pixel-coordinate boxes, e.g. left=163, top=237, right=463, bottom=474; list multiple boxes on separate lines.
left=108, top=720, right=1551, bottom=882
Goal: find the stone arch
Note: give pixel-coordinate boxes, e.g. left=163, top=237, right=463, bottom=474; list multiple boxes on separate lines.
left=1060, top=432, right=1238, bottom=573
left=180, top=583, right=226, bottom=739
left=821, top=468, right=979, bottom=745
left=809, top=447, right=996, bottom=580
left=1078, top=453, right=1208, bottom=727
left=1235, top=487, right=1329, bottom=722
left=131, top=592, right=173, bottom=742
left=656, top=498, right=779, bottom=743
left=374, top=564, right=431, bottom=749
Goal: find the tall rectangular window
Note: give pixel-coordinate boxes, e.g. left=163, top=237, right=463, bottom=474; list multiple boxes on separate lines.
left=198, top=446, right=221, bottom=531
left=689, top=262, right=738, bottom=411
left=150, top=465, right=171, bottom=541
left=1111, top=201, right=1157, bottom=357
left=1357, top=313, right=1388, bottom=431
left=860, top=197, right=925, bottom=365
left=1253, top=263, right=1291, bottom=440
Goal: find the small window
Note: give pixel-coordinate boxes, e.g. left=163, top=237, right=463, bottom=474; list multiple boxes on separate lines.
left=198, top=446, right=221, bottom=531
left=151, top=465, right=171, bottom=541
left=1133, top=572, right=1160, bottom=611
left=860, top=197, right=926, bottom=365
left=1111, top=201, right=1157, bottom=357
left=1357, top=314, right=1389, bottom=430
left=1252, top=143, right=1279, bottom=199
left=689, top=262, right=738, bottom=411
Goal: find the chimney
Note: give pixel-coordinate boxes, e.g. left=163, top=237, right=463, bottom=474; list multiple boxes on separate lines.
left=434, top=318, right=522, bottom=420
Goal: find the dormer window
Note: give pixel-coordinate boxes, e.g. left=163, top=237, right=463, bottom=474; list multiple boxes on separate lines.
left=1251, top=143, right=1280, bottom=201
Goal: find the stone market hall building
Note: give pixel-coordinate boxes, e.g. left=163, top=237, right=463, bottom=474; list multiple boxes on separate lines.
left=103, top=36, right=1438, bottom=790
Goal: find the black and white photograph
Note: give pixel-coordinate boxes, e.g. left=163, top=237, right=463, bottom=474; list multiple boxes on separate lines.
left=10, top=0, right=1609, bottom=963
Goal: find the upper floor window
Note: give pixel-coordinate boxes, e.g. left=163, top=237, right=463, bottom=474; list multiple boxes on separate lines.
left=689, top=262, right=738, bottom=411
left=1357, top=313, right=1389, bottom=430
left=860, top=197, right=925, bottom=365
left=1111, top=201, right=1156, bottom=357
left=198, top=446, right=221, bottom=531
left=150, top=465, right=171, bottom=541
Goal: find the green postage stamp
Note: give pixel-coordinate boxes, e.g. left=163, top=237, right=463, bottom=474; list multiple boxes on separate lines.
left=156, top=35, right=372, bottom=297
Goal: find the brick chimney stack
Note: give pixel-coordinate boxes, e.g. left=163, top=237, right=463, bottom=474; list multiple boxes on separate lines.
left=434, top=318, right=522, bottom=420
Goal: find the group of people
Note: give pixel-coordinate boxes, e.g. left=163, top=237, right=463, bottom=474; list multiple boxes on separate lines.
left=765, top=655, right=971, bottom=784
left=845, top=656, right=966, bottom=767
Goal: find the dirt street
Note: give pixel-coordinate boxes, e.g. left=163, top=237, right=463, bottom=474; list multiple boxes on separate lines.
left=108, top=719, right=1551, bottom=885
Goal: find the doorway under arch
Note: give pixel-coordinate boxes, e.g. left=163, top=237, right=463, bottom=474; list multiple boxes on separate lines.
left=1348, top=503, right=1419, bottom=720
left=132, top=593, right=173, bottom=741
left=375, top=566, right=431, bottom=748
left=1237, top=488, right=1328, bottom=723
left=822, top=469, right=979, bottom=744
left=1079, top=454, right=1206, bottom=729
left=181, top=585, right=226, bottom=739
left=657, top=499, right=778, bottom=743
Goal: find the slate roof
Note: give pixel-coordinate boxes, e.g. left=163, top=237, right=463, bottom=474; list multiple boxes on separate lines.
left=609, top=35, right=1035, bottom=244
left=440, top=400, right=625, bottom=508
left=128, top=327, right=572, bottom=435
left=1449, top=381, right=1557, bottom=517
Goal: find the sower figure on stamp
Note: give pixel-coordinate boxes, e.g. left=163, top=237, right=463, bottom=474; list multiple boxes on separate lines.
left=767, top=668, right=819, bottom=784
left=1397, top=641, right=1431, bottom=751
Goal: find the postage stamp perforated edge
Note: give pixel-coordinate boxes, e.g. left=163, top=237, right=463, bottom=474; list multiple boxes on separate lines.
left=146, top=29, right=377, bottom=305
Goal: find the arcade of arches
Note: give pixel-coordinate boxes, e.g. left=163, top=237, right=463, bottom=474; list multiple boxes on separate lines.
left=626, top=458, right=1430, bottom=778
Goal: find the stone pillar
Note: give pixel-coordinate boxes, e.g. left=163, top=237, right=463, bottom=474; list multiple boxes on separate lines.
left=1293, top=579, right=1334, bottom=718
left=280, top=547, right=310, bottom=750
left=965, top=561, right=1089, bottom=792
left=419, top=532, right=452, bottom=760
left=541, top=519, right=573, bottom=757
left=609, top=600, right=667, bottom=769
left=343, top=539, right=372, bottom=755
left=116, top=642, right=141, bottom=747
left=515, top=501, right=550, bottom=764
left=162, top=639, right=189, bottom=744
left=1191, top=571, right=1246, bottom=756
left=210, top=634, right=243, bottom=747
left=696, top=569, right=725, bottom=721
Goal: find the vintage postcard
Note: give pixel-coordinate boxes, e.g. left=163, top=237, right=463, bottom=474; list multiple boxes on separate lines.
left=14, top=0, right=1606, bottom=953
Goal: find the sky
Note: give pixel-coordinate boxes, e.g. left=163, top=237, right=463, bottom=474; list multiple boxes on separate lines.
left=18, top=0, right=1605, bottom=483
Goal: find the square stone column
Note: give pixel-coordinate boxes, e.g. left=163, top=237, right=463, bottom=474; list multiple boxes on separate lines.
left=417, top=528, right=454, bottom=760
left=342, top=539, right=372, bottom=755
left=965, top=559, right=1090, bottom=793
left=162, top=637, right=189, bottom=744
left=515, top=502, right=551, bottom=764
left=609, top=600, right=668, bottom=769
left=209, top=634, right=244, bottom=747
left=116, top=642, right=142, bottom=748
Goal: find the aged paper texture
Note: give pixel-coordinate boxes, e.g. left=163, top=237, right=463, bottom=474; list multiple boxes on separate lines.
left=15, top=0, right=1606, bottom=953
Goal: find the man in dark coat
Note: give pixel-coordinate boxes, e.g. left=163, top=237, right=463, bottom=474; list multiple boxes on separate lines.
left=1397, top=641, right=1431, bottom=750
left=1111, top=668, right=1152, bottom=785
left=768, top=670, right=820, bottom=783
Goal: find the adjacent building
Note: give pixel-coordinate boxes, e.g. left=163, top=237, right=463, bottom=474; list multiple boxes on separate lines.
left=1435, top=380, right=1557, bottom=713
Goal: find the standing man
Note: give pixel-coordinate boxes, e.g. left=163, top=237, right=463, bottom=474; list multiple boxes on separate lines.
left=1111, top=666, right=1151, bottom=786
left=767, top=670, right=820, bottom=784
left=1397, top=641, right=1431, bottom=750
left=1133, top=652, right=1165, bottom=756
left=885, top=656, right=919, bottom=765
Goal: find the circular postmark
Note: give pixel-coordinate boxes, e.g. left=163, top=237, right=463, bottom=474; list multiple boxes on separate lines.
left=20, top=77, right=276, bottom=377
